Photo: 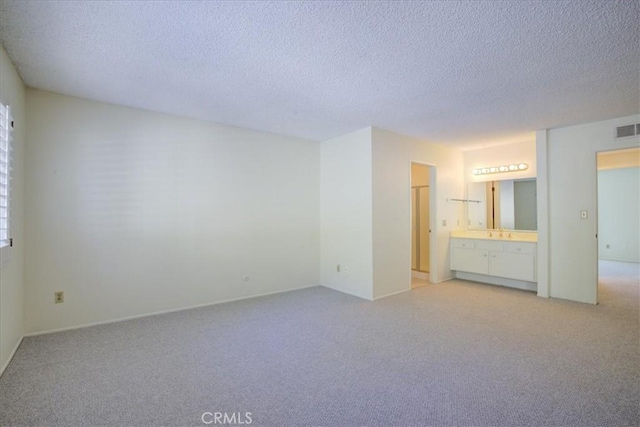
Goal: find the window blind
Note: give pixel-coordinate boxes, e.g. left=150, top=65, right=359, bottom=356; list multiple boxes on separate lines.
left=0, top=103, right=11, bottom=247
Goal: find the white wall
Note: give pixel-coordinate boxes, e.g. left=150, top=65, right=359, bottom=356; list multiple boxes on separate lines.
left=544, top=114, right=640, bottom=304
left=371, top=128, right=464, bottom=299
left=0, top=44, right=25, bottom=374
left=24, top=89, right=321, bottom=334
left=320, top=128, right=373, bottom=300
left=536, top=130, right=549, bottom=298
left=597, top=167, right=640, bottom=262
left=467, top=182, right=487, bottom=228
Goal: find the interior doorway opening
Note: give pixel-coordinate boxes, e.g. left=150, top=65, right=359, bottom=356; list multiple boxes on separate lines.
left=411, top=163, right=433, bottom=288
left=596, top=147, right=640, bottom=303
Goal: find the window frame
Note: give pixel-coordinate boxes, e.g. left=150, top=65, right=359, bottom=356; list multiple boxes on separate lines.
left=0, top=101, right=12, bottom=253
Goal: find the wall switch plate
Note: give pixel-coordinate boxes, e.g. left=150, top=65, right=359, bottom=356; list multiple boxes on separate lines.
left=336, top=265, right=341, bottom=272
left=54, top=291, right=64, bottom=304
left=442, top=219, right=447, bottom=226
left=243, top=275, right=249, bottom=282
left=580, top=210, right=588, bottom=219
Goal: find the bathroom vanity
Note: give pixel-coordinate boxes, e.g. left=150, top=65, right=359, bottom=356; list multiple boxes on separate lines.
left=450, top=230, right=537, bottom=292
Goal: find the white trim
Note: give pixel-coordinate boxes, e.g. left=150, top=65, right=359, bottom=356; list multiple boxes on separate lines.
left=321, top=284, right=373, bottom=301
left=430, top=165, right=438, bottom=284
left=373, top=287, right=411, bottom=300
left=25, top=285, right=319, bottom=337
left=455, top=271, right=537, bottom=292
left=434, top=275, right=455, bottom=283
left=0, top=243, right=10, bottom=268
left=0, top=336, right=23, bottom=377
left=0, top=102, right=11, bottom=251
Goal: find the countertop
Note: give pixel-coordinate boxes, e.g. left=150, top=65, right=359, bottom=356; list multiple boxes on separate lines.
left=450, top=230, right=538, bottom=243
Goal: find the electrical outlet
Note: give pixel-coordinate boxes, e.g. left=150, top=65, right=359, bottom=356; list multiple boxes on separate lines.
left=580, top=210, right=588, bottom=219
left=442, top=219, right=447, bottom=226
left=54, top=291, right=64, bottom=304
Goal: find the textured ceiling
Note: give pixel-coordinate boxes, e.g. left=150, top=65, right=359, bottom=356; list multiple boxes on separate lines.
left=0, top=1, right=638, bottom=148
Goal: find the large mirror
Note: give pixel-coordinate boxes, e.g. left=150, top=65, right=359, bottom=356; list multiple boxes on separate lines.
left=468, top=179, right=537, bottom=230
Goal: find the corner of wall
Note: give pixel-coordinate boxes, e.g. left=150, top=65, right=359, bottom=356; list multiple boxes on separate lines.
left=320, top=128, right=374, bottom=301
left=546, top=114, right=640, bottom=304
left=535, top=130, right=549, bottom=298
left=369, top=128, right=465, bottom=298
left=0, top=43, right=26, bottom=375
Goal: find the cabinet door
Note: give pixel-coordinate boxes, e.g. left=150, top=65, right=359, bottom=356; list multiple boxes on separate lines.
left=451, top=248, right=489, bottom=275
left=490, top=251, right=535, bottom=281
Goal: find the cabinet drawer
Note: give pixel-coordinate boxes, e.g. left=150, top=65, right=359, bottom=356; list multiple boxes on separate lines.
left=476, top=240, right=505, bottom=252
left=452, top=239, right=475, bottom=249
left=504, top=242, right=535, bottom=255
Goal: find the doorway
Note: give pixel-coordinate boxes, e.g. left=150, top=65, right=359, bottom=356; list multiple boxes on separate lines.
left=596, top=147, right=640, bottom=302
left=411, top=163, right=432, bottom=288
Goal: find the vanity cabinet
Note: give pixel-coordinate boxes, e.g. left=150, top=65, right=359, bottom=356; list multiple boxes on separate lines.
left=450, top=240, right=489, bottom=275
left=451, top=238, right=536, bottom=283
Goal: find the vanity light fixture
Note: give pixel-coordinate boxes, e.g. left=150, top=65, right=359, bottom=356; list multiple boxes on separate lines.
left=473, top=163, right=528, bottom=175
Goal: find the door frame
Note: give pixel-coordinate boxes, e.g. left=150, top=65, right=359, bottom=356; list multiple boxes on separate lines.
left=410, top=161, right=437, bottom=284
left=594, top=146, right=640, bottom=303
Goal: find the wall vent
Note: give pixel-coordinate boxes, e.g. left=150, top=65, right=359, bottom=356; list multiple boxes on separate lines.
left=615, top=123, right=639, bottom=139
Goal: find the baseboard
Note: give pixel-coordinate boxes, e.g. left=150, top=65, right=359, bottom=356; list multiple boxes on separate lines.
left=373, top=287, right=411, bottom=300
left=598, top=257, right=640, bottom=264
left=320, top=284, right=373, bottom=301
left=455, top=272, right=537, bottom=292
left=0, top=336, right=24, bottom=377
left=25, top=284, right=319, bottom=337
left=435, top=275, right=455, bottom=283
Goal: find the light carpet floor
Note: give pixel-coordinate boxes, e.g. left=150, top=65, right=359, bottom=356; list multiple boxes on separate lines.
left=1, top=261, right=638, bottom=426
